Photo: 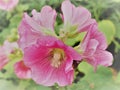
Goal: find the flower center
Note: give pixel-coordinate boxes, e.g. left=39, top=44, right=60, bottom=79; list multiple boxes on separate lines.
left=50, top=48, right=65, bottom=68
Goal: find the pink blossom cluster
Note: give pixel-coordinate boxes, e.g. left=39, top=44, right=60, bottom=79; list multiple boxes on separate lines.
left=0, top=0, right=19, bottom=11
left=15, top=0, right=113, bottom=86
left=0, top=40, right=18, bottom=70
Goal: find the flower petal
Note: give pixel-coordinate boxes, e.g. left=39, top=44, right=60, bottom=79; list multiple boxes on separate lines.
left=61, top=0, right=74, bottom=25
left=3, top=40, right=18, bottom=55
left=90, top=25, right=107, bottom=49
left=80, top=23, right=113, bottom=69
left=18, top=13, right=42, bottom=50
left=86, top=50, right=113, bottom=69
left=66, top=46, right=81, bottom=61
left=61, top=0, right=93, bottom=32
left=18, top=6, right=57, bottom=50
left=14, top=61, right=31, bottom=79
left=30, top=58, right=73, bottom=86
left=23, top=36, right=79, bottom=86
left=0, top=41, right=18, bottom=70
left=83, top=39, right=99, bottom=56
left=32, top=6, right=57, bottom=31
left=81, top=24, right=107, bottom=52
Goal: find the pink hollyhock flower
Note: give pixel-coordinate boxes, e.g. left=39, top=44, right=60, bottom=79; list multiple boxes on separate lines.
left=61, top=0, right=95, bottom=32
left=23, top=36, right=81, bottom=86
left=80, top=24, right=113, bottom=69
left=0, top=40, right=18, bottom=70
left=3, top=40, right=18, bottom=54
left=0, top=0, right=19, bottom=11
left=14, top=60, right=31, bottom=79
left=18, top=5, right=81, bottom=86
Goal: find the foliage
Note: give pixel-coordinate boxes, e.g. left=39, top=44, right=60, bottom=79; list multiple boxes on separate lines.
left=67, top=62, right=120, bottom=90
left=98, top=20, right=116, bottom=45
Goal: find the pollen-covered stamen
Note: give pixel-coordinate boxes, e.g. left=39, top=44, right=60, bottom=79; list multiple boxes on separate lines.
left=51, top=48, right=65, bottom=68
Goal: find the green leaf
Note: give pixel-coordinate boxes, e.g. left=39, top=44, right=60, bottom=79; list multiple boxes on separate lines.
left=114, top=23, right=120, bottom=39
left=67, top=62, right=120, bottom=90
left=0, top=79, right=51, bottom=90
left=65, top=32, right=86, bottom=46
left=10, top=14, right=22, bottom=27
left=16, top=4, right=29, bottom=12
left=21, top=80, right=51, bottom=90
left=0, top=29, right=10, bottom=44
left=98, top=20, right=116, bottom=45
